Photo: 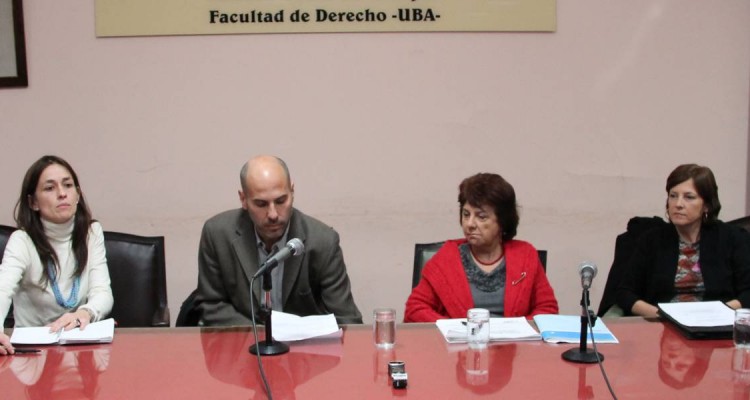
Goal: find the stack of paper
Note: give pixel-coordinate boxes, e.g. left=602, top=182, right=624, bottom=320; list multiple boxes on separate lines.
left=532, top=314, right=618, bottom=344
left=657, top=301, right=734, bottom=339
left=435, top=317, right=541, bottom=343
left=10, top=318, right=115, bottom=345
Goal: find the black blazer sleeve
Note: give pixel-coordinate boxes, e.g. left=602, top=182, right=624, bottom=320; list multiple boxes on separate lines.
left=616, top=226, right=673, bottom=315
left=702, top=223, right=750, bottom=307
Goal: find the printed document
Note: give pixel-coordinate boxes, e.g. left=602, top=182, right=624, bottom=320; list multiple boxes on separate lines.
left=533, top=315, right=619, bottom=344
left=10, top=318, right=115, bottom=345
left=436, top=317, right=541, bottom=343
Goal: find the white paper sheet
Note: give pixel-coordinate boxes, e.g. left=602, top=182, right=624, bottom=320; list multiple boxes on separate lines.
left=657, top=301, right=734, bottom=327
left=270, top=311, right=341, bottom=341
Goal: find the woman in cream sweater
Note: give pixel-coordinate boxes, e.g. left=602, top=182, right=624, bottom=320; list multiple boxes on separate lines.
left=0, top=155, right=113, bottom=355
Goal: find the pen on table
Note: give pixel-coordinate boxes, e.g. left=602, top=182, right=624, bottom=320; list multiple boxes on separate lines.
left=13, top=348, right=41, bottom=354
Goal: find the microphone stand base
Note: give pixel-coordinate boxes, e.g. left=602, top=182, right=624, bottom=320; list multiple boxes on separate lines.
left=561, top=348, right=604, bottom=364
left=249, top=341, right=289, bottom=356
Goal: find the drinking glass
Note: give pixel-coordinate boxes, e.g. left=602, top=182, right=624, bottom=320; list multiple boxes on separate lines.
left=373, top=308, right=396, bottom=349
left=735, top=309, right=750, bottom=348
left=467, top=308, right=490, bottom=348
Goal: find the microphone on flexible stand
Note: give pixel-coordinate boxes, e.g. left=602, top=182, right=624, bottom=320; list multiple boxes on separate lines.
left=253, top=238, right=305, bottom=279
left=249, top=238, right=305, bottom=356
left=562, top=262, right=605, bottom=364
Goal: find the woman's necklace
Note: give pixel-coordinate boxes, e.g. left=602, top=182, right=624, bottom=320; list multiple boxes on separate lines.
left=470, top=248, right=504, bottom=266
left=47, top=260, right=80, bottom=309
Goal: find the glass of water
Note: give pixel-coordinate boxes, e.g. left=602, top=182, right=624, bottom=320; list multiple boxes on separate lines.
left=467, top=308, right=490, bottom=348
left=373, top=308, right=396, bottom=349
left=735, top=309, right=750, bottom=348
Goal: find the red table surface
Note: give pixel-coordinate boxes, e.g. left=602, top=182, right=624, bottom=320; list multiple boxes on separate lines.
left=1, top=318, right=748, bottom=399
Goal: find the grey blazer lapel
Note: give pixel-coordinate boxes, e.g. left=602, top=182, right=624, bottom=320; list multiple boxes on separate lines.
left=231, top=217, right=261, bottom=302
left=282, top=210, right=306, bottom=307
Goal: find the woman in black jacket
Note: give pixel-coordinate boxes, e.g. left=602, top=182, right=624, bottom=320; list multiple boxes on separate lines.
left=617, top=164, right=750, bottom=317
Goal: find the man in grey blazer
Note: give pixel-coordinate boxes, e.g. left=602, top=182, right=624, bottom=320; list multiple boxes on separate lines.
left=195, top=155, right=362, bottom=325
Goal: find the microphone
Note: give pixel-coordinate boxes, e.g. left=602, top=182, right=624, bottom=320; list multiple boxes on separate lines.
left=579, top=262, right=597, bottom=290
left=253, top=238, right=305, bottom=278
left=562, top=261, right=605, bottom=364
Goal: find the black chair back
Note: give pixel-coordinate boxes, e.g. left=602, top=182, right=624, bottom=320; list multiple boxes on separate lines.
left=412, top=241, right=444, bottom=288
left=0, top=224, right=16, bottom=328
left=0, top=224, right=13, bottom=255
left=176, top=288, right=201, bottom=327
left=412, top=241, right=548, bottom=288
left=537, top=250, right=548, bottom=272
left=103, top=231, right=170, bottom=327
left=728, top=216, right=750, bottom=233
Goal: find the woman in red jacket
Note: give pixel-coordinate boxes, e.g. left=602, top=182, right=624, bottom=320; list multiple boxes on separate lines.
left=405, top=173, right=558, bottom=322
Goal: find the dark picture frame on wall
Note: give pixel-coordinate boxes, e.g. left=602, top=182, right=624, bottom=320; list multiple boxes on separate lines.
left=0, top=0, right=27, bottom=87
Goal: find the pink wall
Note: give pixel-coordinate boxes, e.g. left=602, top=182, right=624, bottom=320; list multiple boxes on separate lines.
left=0, top=1, right=748, bottom=322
